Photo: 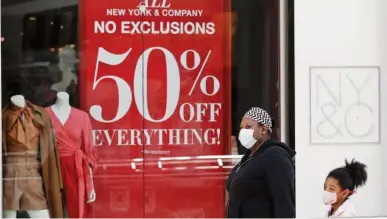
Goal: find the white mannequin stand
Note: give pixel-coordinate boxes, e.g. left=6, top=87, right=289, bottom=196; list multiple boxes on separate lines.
left=4, top=95, right=50, bottom=219
left=51, top=92, right=96, bottom=204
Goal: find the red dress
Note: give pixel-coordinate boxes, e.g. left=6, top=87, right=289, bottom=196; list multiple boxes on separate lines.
left=46, top=107, right=96, bottom=218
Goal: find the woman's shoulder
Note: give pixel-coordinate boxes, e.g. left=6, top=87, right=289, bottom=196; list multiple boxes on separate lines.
left=260, top=140, right=295, bottom=161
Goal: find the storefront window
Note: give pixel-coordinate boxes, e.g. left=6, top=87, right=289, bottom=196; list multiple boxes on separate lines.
left=1, top=0, right=282, bottom=218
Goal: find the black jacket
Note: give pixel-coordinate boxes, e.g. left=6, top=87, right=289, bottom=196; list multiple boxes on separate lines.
left=226, top=139, right=296, bottom=218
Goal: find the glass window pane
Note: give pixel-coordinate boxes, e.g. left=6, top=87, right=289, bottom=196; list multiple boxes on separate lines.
left=2, top=0, right=282, bottom=218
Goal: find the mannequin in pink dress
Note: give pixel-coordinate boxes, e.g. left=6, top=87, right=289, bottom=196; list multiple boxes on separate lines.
left=46, top=92, right=96, bottom=218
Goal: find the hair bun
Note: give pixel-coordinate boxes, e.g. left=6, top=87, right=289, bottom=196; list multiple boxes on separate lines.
left=345, top=159, right=368, bottom=189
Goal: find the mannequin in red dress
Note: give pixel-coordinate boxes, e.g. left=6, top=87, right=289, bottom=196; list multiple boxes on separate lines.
left=46, top=92, right=96, bottom=218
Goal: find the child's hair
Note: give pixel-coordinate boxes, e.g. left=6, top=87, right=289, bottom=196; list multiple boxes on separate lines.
left=327, top=159, right=368, bottom=192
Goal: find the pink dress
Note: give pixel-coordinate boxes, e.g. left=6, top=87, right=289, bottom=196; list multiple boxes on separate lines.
left=46, top=107, right=96, bottom=218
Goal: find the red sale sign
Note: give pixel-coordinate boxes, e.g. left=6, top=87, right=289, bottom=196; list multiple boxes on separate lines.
left=80, top=0, right=231, bottom=217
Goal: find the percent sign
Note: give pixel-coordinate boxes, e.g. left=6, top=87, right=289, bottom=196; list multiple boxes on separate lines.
left=180, top=49, right=220, bottom=96
left=89, top=47, right=221, bottom=124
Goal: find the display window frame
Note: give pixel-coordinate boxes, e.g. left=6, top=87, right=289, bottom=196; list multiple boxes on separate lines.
left=1, top=0, right=293, bottom=217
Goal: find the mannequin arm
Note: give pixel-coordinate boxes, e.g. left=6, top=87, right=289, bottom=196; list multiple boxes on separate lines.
left=87, top=166, right=96, bottom=203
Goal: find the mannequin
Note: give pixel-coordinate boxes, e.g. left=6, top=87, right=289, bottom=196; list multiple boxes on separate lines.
left=2, top=95, right=63, bottom=218
left=46, top=91, right=96, bottom=218
left=51, top=45, right=78, bottom=92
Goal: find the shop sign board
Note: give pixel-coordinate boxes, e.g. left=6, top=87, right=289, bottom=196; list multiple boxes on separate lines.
left=80, top=0, right=230, bottom=217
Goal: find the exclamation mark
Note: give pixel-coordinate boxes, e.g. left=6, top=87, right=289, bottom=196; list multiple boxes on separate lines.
left=217, top=129, right=220, bottom=144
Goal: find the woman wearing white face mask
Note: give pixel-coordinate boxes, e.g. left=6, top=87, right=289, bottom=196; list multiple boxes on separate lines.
left=323, top=159, right=367, bottom=217
left=226, top=107, right=296, bottom=218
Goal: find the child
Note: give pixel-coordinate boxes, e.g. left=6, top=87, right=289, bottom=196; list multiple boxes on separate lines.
left=323, top=159, right=368, bottom=217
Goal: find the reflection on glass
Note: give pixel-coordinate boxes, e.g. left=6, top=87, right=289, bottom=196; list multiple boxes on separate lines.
left=2, top=6, right=79, bottom=108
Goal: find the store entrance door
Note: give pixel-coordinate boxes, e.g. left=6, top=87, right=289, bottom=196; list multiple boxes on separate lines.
left=231, top=0, right=282, bottom=153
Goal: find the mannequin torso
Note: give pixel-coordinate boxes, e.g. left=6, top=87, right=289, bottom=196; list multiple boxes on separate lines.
left=51, top=92, right=71, bottom=125
left=47, top=92, right=96, bottom=217
left=3, top=95, right=51, bottom=218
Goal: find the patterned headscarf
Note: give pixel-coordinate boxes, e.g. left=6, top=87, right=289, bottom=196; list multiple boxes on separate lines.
left=243, top=107, right=273, bottom=132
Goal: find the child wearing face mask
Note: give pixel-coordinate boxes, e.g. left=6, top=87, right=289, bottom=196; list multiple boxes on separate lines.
left=323, top=159, right=368, bottom=217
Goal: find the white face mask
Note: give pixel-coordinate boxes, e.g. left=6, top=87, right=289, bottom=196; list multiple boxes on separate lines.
left=238, top=129, right=257, bottom=149
left=323, top=190, right=337, bottom=205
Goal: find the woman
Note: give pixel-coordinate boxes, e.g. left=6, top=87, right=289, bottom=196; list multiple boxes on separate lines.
left=323, top=159, right=368, bottom=217
left=226, top=107, right=296, bottom=218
